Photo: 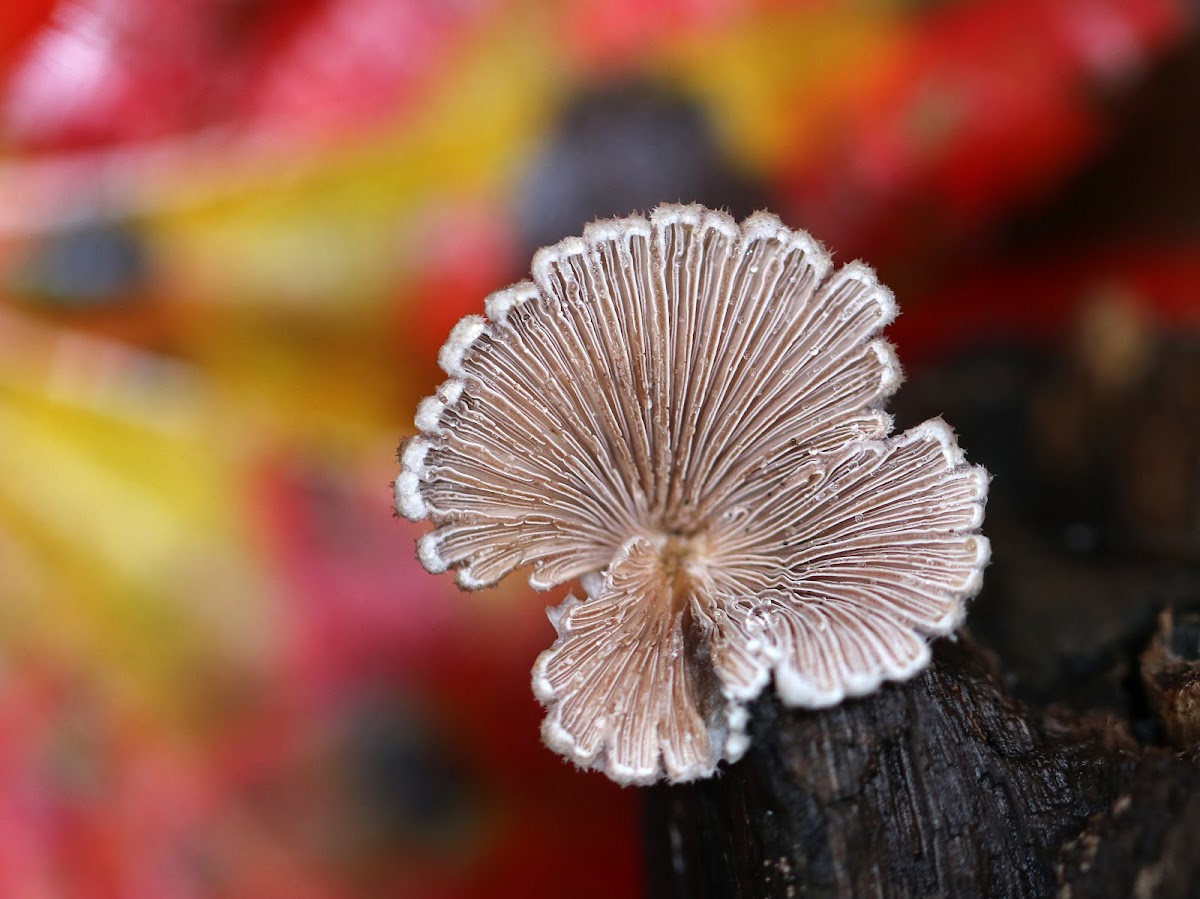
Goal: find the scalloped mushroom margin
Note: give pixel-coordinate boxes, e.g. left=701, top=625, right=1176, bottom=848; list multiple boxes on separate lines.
left=769, top=418, right=991, bottom=710
left=397, top=204, right=856, bottom=587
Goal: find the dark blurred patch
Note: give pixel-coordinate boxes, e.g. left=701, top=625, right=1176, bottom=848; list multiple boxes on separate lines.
left=19, top=217, right=152, bottom=308
left=1020, top=292, right=1199, bottom=561
left=515, top=79, right=766, bottom=253
left=337, top=697, right=481, bottom=852
left=895, top=302, right=1200, bottom=724
left=1170, top=616, right=1200, bottom=661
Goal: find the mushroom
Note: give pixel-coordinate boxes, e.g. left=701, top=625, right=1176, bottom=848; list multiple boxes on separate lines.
left=397, top=204, right=990, bottom=785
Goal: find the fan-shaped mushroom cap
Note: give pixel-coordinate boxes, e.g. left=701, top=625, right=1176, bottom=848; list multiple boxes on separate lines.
left=398, top=203, right=989, bottom=784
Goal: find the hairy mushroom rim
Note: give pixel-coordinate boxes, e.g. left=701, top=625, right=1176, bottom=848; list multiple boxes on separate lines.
left=397, top=203, right=990, bottom=785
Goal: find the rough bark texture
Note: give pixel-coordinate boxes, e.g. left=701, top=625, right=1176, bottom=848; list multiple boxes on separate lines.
left=1141, top=610, right=1200, bottom=749
left=644, top=635, right=1200, bottom=899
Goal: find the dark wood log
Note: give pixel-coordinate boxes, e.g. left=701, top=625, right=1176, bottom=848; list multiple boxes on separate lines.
left=1141, top=609, right=1200, bottom=749
left=644, top=634, right=1200, bottom=898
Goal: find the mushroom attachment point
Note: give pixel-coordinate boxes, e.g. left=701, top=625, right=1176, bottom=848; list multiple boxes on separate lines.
left=397, top=204, right=990, bottom=785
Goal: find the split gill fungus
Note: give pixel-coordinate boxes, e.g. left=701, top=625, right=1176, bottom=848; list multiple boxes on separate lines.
left=396, top=203, right=990, bottom=785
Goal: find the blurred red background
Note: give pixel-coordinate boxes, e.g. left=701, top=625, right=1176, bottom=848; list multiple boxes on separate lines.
left=0, top=1, right=1196, bottom=896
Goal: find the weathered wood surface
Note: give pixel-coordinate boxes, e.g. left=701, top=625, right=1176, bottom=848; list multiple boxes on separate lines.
left=644, top=633, right=1200, bottom=899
